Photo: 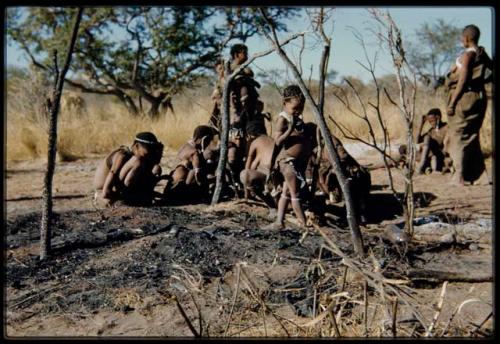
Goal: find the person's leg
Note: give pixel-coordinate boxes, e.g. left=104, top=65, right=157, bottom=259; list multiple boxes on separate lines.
left=416, top=136, right=431, bottom=174
left=228, top=146, right=242, bottom=189
left=121, top=157, right=145, bottom=188
left=250, top=171, right=277, bottom=209
left=326, top=171, right=342, bottom=203
left=264, top=181, right=288, bottom=229
left=275, top=183, right=289, bottom=226
left=282, top=164, right=307, bottom=227
left=317, top=168, right=329, bottom=195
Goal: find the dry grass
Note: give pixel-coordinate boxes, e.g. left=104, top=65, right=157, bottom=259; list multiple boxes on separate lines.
left=6, top=82, right=492, bottom=163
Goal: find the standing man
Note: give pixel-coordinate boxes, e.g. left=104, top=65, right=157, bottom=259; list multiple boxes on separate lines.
left=211, top=43, right=262, bottom=193
left=445, top=24, right=493, bottom=186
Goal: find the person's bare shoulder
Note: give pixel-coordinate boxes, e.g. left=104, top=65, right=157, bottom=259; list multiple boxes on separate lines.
left=275, top=116, right=288, bottom=130
left=177, top=143, right=196, bottom=160
left=109, top=148, right=129, bottom=164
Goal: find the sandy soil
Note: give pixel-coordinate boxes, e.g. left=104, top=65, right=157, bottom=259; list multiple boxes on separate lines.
left=4, top=152, right=493, bottom=338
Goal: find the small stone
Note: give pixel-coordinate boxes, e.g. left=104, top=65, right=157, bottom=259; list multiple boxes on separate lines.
left=439, top=232, right=456, bottom=244
left=469, top=243, right=479, bottom=251
left=168, top=225, right=180, bottom=236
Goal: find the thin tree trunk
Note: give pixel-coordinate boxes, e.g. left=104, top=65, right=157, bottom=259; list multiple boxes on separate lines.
left=40, top=7, right=83, bottom=260
left=115, top=90, right=139, bottom=116
left=148, top=99, right=161, bottom=118
left=211, top=61, right=231, bottom=205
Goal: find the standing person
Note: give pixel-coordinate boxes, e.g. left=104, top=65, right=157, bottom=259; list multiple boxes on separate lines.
left=445, top=24, right=493, bottom=185
left=210, top=44, right=262, bottom=194
left=265, top=85, right=316, bottom=230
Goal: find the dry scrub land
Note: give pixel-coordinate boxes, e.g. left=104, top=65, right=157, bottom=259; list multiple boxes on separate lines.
left=4, top=150, right=493, bottom=337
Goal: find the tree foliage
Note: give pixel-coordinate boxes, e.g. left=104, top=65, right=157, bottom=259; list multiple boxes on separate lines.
left=408, top=19, right=462, bottom=87
left=8, top=6, right=299, bottom=117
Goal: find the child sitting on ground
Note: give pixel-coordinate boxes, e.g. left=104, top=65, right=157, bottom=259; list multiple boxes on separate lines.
left=93, top=132, right=164, bottom=207
left=163, top=125, right=218, bottom=203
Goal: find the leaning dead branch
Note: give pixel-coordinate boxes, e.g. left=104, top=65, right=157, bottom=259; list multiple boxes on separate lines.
left=258, top=7, right=365, bottom=256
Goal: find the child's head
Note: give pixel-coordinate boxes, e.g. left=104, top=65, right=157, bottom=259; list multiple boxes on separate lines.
left=461, top=24, right=480, bottom=48
left=230, top=43, right=248, bottom=64
left=246, top=120, right=267, bottom=139
left=193, top=125, right=217, bottom=149
left=426, top=108, right=442, bottom=127
left=282, top=85, right=305, bottom=116
left=132, top=132, right=161, bottom=159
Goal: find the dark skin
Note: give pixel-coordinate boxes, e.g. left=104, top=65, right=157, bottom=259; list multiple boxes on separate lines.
left=240, top=135, right=277, bottom=209
left=415, top=113, right=449, bottom=174
left=447, top=31, right=478, bottom=185
left=169, top=135, right=214, bottom=189
left=447, top=33, right=477, bottom=117
left=268, top=96, right=313, bottom=229
left=94, top=142, right=160, bottom=207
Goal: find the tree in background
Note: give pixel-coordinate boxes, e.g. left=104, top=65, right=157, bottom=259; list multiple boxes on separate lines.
left=408, top=19, right=462, bottom=88
left=7, top=7, right=298, bottom=117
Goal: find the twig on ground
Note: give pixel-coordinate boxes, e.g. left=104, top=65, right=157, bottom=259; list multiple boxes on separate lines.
left=425, top=281, right=448, bottom=337
left=224, top=264, right=242, bottom=337
left=392, top=297, right=398, bottom=337
left=470, top=311, right=493, bottom=337
left=364, top=279, right=369, bottom=337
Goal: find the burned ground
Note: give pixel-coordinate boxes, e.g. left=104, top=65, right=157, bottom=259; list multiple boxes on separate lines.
left=4, top=157, right=493, bottom=337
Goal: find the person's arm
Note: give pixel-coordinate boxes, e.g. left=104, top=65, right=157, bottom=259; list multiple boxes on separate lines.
left=415, top=114, right=426, bottom=143
left=273, top=116, right=295, bottom=147
left=447, top=51, right=476, bottom=116
left=102, top=151, right=128, bottom=199
left=192, top=151, right=204, bottom=185
left=243, top=143, right=257, bottom=199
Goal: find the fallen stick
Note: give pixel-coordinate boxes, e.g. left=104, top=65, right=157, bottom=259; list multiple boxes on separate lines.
left=364, top=280, right=368, bottom=337
left=384, top=269, right=492, bottom=284
left=313, top=224, right=430, bottom=333
left=224, top=264, right=241, bottom=337
left=340, top=266, right=348, bottom=292
left=470, top=311, right=493, bottom=337
left=440, top=298, right=486, bottom=336
left=425, top=281, right=448, bottom=337
left=172, top=295, right=200, bottom=338
left=329, top=300, right=341, bottom=337
left=392, top=297, right=398, bottom=337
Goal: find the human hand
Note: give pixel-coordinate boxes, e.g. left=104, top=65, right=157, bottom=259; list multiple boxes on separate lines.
left=446, top=105, right=455, bottom=117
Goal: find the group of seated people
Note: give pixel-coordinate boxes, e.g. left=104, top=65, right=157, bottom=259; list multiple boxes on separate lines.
left=93, top=84, right=374, bottom=229
left=93, top=84, right=457, bottom=230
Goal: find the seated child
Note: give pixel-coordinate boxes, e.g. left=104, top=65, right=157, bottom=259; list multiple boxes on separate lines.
left=93, top=132, right=164, bottom=207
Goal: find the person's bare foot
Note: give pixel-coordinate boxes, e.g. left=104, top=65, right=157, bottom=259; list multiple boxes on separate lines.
left=263, top=221, right=285, bottom=230
left=473, top=170, right=492, bottom=186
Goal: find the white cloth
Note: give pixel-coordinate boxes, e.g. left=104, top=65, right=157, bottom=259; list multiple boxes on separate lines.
left=455, top=47, right=478, bottom=69
left=278, top=111, right=303, bottom=122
